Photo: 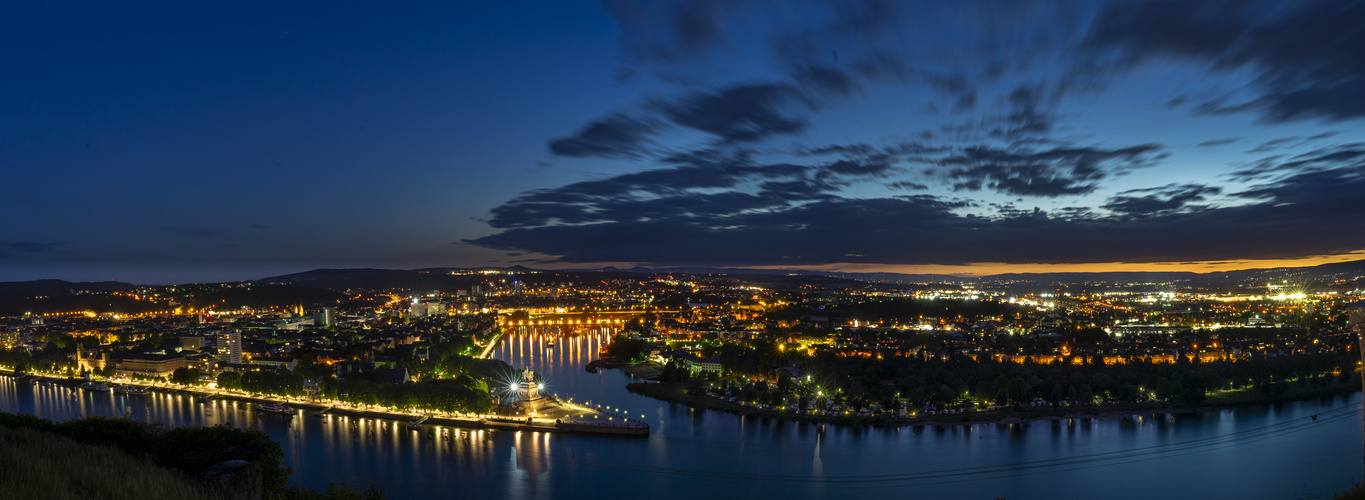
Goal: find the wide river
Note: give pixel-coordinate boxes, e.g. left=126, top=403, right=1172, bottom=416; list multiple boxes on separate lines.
left=2, top=330, right=1362, bottom=499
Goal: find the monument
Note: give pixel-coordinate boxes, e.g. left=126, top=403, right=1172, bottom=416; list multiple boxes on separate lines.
left=516, top=367, right=542, bottom=402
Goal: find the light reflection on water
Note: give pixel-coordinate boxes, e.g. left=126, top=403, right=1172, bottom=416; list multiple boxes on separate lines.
left=2, top=333, right=1362, bottom=500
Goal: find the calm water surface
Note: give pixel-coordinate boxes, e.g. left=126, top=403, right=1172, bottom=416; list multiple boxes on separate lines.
left=2, top=330, right=1361, bottom=500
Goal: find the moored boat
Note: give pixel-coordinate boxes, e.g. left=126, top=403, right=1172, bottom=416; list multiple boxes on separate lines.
left=80, top=382, right=111, bottom=392
left=113, top=385, right=149, bottom=395
left=257, top=403, right=294, bottom=415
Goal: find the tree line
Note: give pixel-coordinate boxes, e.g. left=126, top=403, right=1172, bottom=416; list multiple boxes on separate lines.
left=320, top=374, right=492, bottom=415
left=702, top=340, right=1357, bottom=414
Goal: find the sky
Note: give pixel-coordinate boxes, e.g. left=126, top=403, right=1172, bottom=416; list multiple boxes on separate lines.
left=2, top=0, right=1363, bottom=284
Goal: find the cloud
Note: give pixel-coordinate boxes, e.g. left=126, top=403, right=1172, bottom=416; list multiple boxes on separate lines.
left=472, top=133, right=1365, bottom=268
left=928, top=143, right=1166, bottom=197
left=1228, top=144, right=1365, bottom=181
left=822, top=158, right=893, bottom=177
left=547, top=113, right=658, bottom=158
left=600, top=0, right=735, bottom=65
left=1087, top=1, right=1365, bottom=123
left=486, top=151, right=799, bottom=229
left=488, top=147, right=917, bottom=232
left=472, top=196, right=981, bottom=266
left=791, top=64, right=860, bottom=97
left=471, top=153, right=1365, bottom=266
left=1244, top=132, right=1346, bottom=154
left=1196, top=138, right=1240, bottom=147
left=500, top=0, right=1365, bottom=269
left=799, top=143, right=876, bottom=157
left=993, top=84, right=1056, bottom=139
left=953, top=91, right=979, bottom=112
left=658, top=83, right=810, bottom=142
left=889, top=181, right=928, bottom=190
left=0, top=241, right=70, bottom=259
left=1101, top=183, right=1221, bottom=216
left=1247, top=136, right=1299, bottom=153
left=823, top=0, right=901, bottom=35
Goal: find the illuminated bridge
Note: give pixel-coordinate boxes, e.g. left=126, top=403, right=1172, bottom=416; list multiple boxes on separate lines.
left=496, top=310, right=680, bottom=336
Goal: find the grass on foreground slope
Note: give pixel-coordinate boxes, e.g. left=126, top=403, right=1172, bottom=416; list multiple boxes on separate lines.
left=1336, top=480, right=1365, bottom=500
left=0, top=425, right=203, bottom=500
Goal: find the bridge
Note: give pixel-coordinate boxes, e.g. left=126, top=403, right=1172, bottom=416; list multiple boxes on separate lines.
left=502, top=322, right=623, bottom=337
left=500, top=310, right=680, bottom=321
left=499, top=311, right=658, bottom=335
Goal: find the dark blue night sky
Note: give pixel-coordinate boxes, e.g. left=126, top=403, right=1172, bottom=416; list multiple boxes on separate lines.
left=3, top=1, right=1363, bottom=283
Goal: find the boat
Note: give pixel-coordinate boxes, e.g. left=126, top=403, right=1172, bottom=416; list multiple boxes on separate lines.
left=257, top=403, right=295, bottom=415
left=80, top=382, right=111, bottom=392
left=113, top=385, right=149, bottom=396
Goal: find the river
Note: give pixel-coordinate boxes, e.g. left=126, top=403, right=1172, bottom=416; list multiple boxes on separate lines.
left=2, top=329, right=1361, bottom=499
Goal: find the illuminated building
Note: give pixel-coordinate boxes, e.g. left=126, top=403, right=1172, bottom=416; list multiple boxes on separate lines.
left=115, top=353, right=188, bottom=379
left=215, top=330, right=242, bottom=364
left=315, top=307, right=336, bottom=327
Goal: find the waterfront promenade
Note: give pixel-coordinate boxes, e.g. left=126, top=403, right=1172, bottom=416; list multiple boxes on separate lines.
left=1, top=369, right=648, bottom=436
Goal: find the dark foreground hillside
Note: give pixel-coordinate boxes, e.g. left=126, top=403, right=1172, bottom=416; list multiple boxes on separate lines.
left=0, top=411, right=383, bottom=500
left=0, top=425, right=203, bottom=500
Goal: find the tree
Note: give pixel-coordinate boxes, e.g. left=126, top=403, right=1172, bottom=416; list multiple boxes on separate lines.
left=1179, top=372, right=1207, bottom=404
left=776, top=372, right=793, bottom=394
left=171, top=367, right=202, bottom=386
left=217, top=371, right=242, bottom=391
left=296, top=360, right=334, bottom=380
left=1077, top=385, right=1094, bottom=407
left=934, top=385, right=957, bottom=404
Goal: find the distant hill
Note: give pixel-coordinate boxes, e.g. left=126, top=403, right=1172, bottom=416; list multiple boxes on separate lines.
left=258, top=267, right=589, bottom=292
left=0, top=281, right=349, bottom=317
left=577, top=266, right=1199, bottom=285
left=577, top=259, right=1365, bottom=287
left=259, top=268, right=420, bottom=283
left=7, top=258, right=1365, bottom=297
left=0, top=280, right=136, bottom=299
left=581, top=266, right=964, bottom=283
left=257, top=268, right=470, bottom=292
left=980, top=272, right=1201, bottom=284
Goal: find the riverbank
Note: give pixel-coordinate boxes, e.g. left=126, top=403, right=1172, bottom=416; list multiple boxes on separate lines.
left=626, top=380, right=1362, bottom=427
left=2, top=370, right=647, bottom=437
left=621, top=361, right=663, bottom=379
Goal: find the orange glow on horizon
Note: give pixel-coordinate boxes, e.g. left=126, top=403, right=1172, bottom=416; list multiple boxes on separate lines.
left=518, top=249, right=1365, bottom=277
left=748, top=249, right=1365, bottom=277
